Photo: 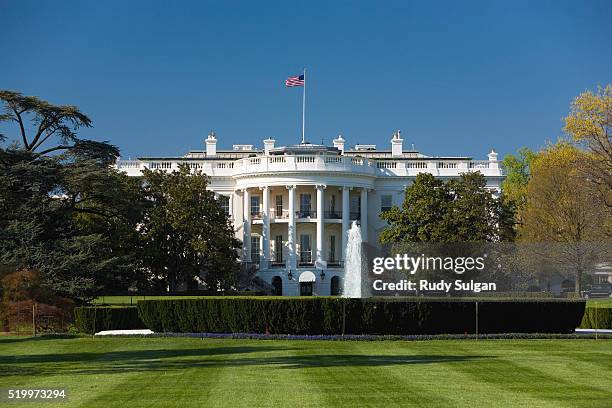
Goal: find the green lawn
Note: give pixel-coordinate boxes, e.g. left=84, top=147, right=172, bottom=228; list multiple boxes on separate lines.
left=587, top=298, right=612, bottom=308
left=0, top=337, right=610, bottom=407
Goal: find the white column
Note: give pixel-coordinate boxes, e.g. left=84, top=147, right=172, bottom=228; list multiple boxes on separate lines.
left=243, top=188, right=251, bottom=261
left=316, top=185, right=326, bottom=268
left=261, top=185, right=270, bottom=269
left=287, top=185, right=296, bottom=270
left=360, top=188, right=368, bottom=242
left=341, top=186, right=350, bottom=262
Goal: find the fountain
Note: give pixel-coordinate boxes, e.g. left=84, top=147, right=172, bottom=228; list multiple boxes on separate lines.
left=343, top=220, right=367, bottom=298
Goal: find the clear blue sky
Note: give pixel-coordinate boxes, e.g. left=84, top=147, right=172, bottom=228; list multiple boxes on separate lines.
left=1, top=0, right=611, bottom=160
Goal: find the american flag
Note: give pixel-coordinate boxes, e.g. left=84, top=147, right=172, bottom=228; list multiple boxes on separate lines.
left=285, top=74, right=304, bottom=87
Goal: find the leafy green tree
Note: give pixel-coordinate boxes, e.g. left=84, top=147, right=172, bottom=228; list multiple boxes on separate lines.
left=501, top=147, right=537, bottom=227
left=139, top=165, right=241, bottom=292
left=519, top=142, right=612, bottom=294
left=0, top=91, right=142, bottom=302
left=379, top=172, right=511, bottom=244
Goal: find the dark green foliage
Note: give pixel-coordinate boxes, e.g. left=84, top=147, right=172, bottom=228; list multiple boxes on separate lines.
left=137, top=298, right=585, bottom=335
left=74, top=306, right=145, bottom=334
left=580, top=307, right=612, bottom=329
left=379, top=172, right=516, bottom=244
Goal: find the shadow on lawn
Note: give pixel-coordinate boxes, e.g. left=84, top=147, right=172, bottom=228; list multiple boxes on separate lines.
left=0, top=345, right=496, bottom=376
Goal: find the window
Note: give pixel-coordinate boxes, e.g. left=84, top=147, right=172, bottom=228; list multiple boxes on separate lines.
left=300, top=194, right=312, bottom=217
left=328, top=235, right=336, bottom=263
left=381, top=195, right=392, bottom=212
left=250, top=236, right=260, bottom=263
left=250, top=196, right=261, bottom=216
left=300, top=282, right=313, bottom=296
left=275, top=195, right=283, bottom=215
left=272, top=276, right=282, bottom=296
left=274, top=235, right=283, bottom=263
left=329, top=194, right=336, bottom=212
left=331, top=276, right=341, bottom=296
left=299, top=234, right=312, bottom=264
left=218, top=195, right=230, bottom=215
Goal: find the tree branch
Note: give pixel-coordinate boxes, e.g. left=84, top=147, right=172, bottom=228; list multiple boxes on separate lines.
left=36, top=145, right=73, bottom=156
left=12, top=108, right=29, bottom=149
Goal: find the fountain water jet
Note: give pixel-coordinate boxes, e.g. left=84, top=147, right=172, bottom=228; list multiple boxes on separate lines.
left=343, top=220, right=367, bottom=298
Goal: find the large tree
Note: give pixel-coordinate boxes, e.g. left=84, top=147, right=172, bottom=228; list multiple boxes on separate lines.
left=0, top=90, right=116, bottom=159
left=564, top=84, right=612, bottom=207
left=379, top=172, right=512, bottom=244
left=0, top=91, right=140, bottom=302
left=139, top=165, right=241, bottom=292
left=519, top=142, right=612, bottom=294
left=501, top=147, right=537, bottom=228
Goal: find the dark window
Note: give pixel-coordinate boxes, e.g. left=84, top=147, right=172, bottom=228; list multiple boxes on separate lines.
left=300, top=194, right=312, bottom=216
left=300, top=282, right=313, bottom=296
left=381, top=195, right=392, bottom=212
left=275, top=195, right=283, bottom=215
left=300, top=234, right=312, bottom=264
left=272, top=276, right=282, bottom=296
left=274, top=235, right=283, bottom=263
left=331, top=276, right=341, bottom=296
left=328, top=235, right=336, bottom=263
left=250, top=196, right=261, bottom=216
left=218, top=195, right=230, bottom=215
left=250, top=236, right=260, bottom=263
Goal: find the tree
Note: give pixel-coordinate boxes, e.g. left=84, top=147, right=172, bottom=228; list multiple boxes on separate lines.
left=0, top=90, right=117, bottom=159
left=519, top=142, right=612, bottom=294
left=139, top=165, right=241, bottom=292
left=501, top=147, right=537, bottom=227
left=0, top=91, right=141, bottom=302
left=564, top=84, right=612, bottom=207
left=379, top=172, right=510, bottom=244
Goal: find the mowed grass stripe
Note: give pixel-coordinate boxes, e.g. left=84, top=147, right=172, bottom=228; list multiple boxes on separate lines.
left=0, top=337, right=611, bottom=408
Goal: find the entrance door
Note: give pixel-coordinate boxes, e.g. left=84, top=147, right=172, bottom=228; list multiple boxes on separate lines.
left=300, top=282, right=313, bottom=296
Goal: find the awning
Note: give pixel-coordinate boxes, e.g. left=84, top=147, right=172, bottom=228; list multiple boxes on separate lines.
left=298, top=271, right=316, bottom=283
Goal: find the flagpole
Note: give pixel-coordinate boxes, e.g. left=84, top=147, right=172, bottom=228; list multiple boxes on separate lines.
left=301, top=68, right=306, bottom=144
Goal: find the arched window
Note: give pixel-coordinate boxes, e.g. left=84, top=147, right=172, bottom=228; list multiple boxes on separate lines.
left=272, top=276, right=283, bottom=296
left=331, top=276, right=341, bottom=296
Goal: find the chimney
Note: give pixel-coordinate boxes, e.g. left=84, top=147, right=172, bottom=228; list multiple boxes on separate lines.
left=391, top=130, right=403, bottom=157
left=206, top=131, right=217, bottom=157
left=488, top=149, right=499, bottom=170
left=263, top=138, right=275, bottom=155
left=333, top=134, right=346, bottom=154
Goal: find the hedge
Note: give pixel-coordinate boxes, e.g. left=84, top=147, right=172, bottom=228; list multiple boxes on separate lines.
left=74, top=306, right=146, bottom=334
left=137, top=298, right=585, bottom=335
left=580, top=307, right=612, bottom=329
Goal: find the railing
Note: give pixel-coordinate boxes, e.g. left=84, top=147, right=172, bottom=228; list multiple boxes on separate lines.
left=270, top=209, right=290, bottom=219
left=270, top=260, right=285, bottom=268
left=299, top=251, right=313, bottom=265
left=296, top=210, right=316, bottom=218
left=327, top=260, right=344, bottom=268
left=324, top=210, right=342, bottom=219
left=349, top=211, right=361, bottom=220
left=116, top=155, right=503, bottom=178
left=251, top=211, right=263, bottom=220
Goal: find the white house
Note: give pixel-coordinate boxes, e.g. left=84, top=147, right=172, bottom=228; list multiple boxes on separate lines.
left=116, top=131, right=504, bottom=296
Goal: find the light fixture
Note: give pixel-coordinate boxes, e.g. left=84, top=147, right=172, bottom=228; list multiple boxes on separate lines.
left=320, top=269, right=325, bottom=280
left=287, top=270, right=293, bottom=280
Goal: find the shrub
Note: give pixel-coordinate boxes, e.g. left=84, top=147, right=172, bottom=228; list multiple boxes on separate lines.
left=137, top=298, right=585, bottom=335
left=74, top=306, right=146, bottom=334
left=580, top=307, right=612, bottom=329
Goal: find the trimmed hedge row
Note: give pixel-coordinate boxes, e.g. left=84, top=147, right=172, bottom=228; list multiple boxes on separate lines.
left=137, top=298, right=585, bottom=335
left=580, top=307, right=612, bottom=329
left=74, top=307, right=146, bottom=334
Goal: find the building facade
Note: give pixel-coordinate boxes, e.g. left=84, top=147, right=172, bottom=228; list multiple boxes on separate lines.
left=116, top=131, right=504, bottom=296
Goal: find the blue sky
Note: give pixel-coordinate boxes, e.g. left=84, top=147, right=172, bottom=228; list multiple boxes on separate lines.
left=1, top=0, right=611, bottom=159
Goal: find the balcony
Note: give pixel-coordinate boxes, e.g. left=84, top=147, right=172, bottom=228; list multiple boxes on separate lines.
left=251, top=211, right=263, bottom=220
left=296, top=210, right=316, bottom=219
left=299, top=251, right=313, bottom=266
left=324, top=210, right=342, bottom=219
left=270, top=209, right=290, bottom=219
left=349, top=211, right=361, bottom=220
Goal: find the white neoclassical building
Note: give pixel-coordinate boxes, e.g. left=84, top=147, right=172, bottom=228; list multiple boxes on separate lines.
left=116, top=131, right=504, bottom=296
